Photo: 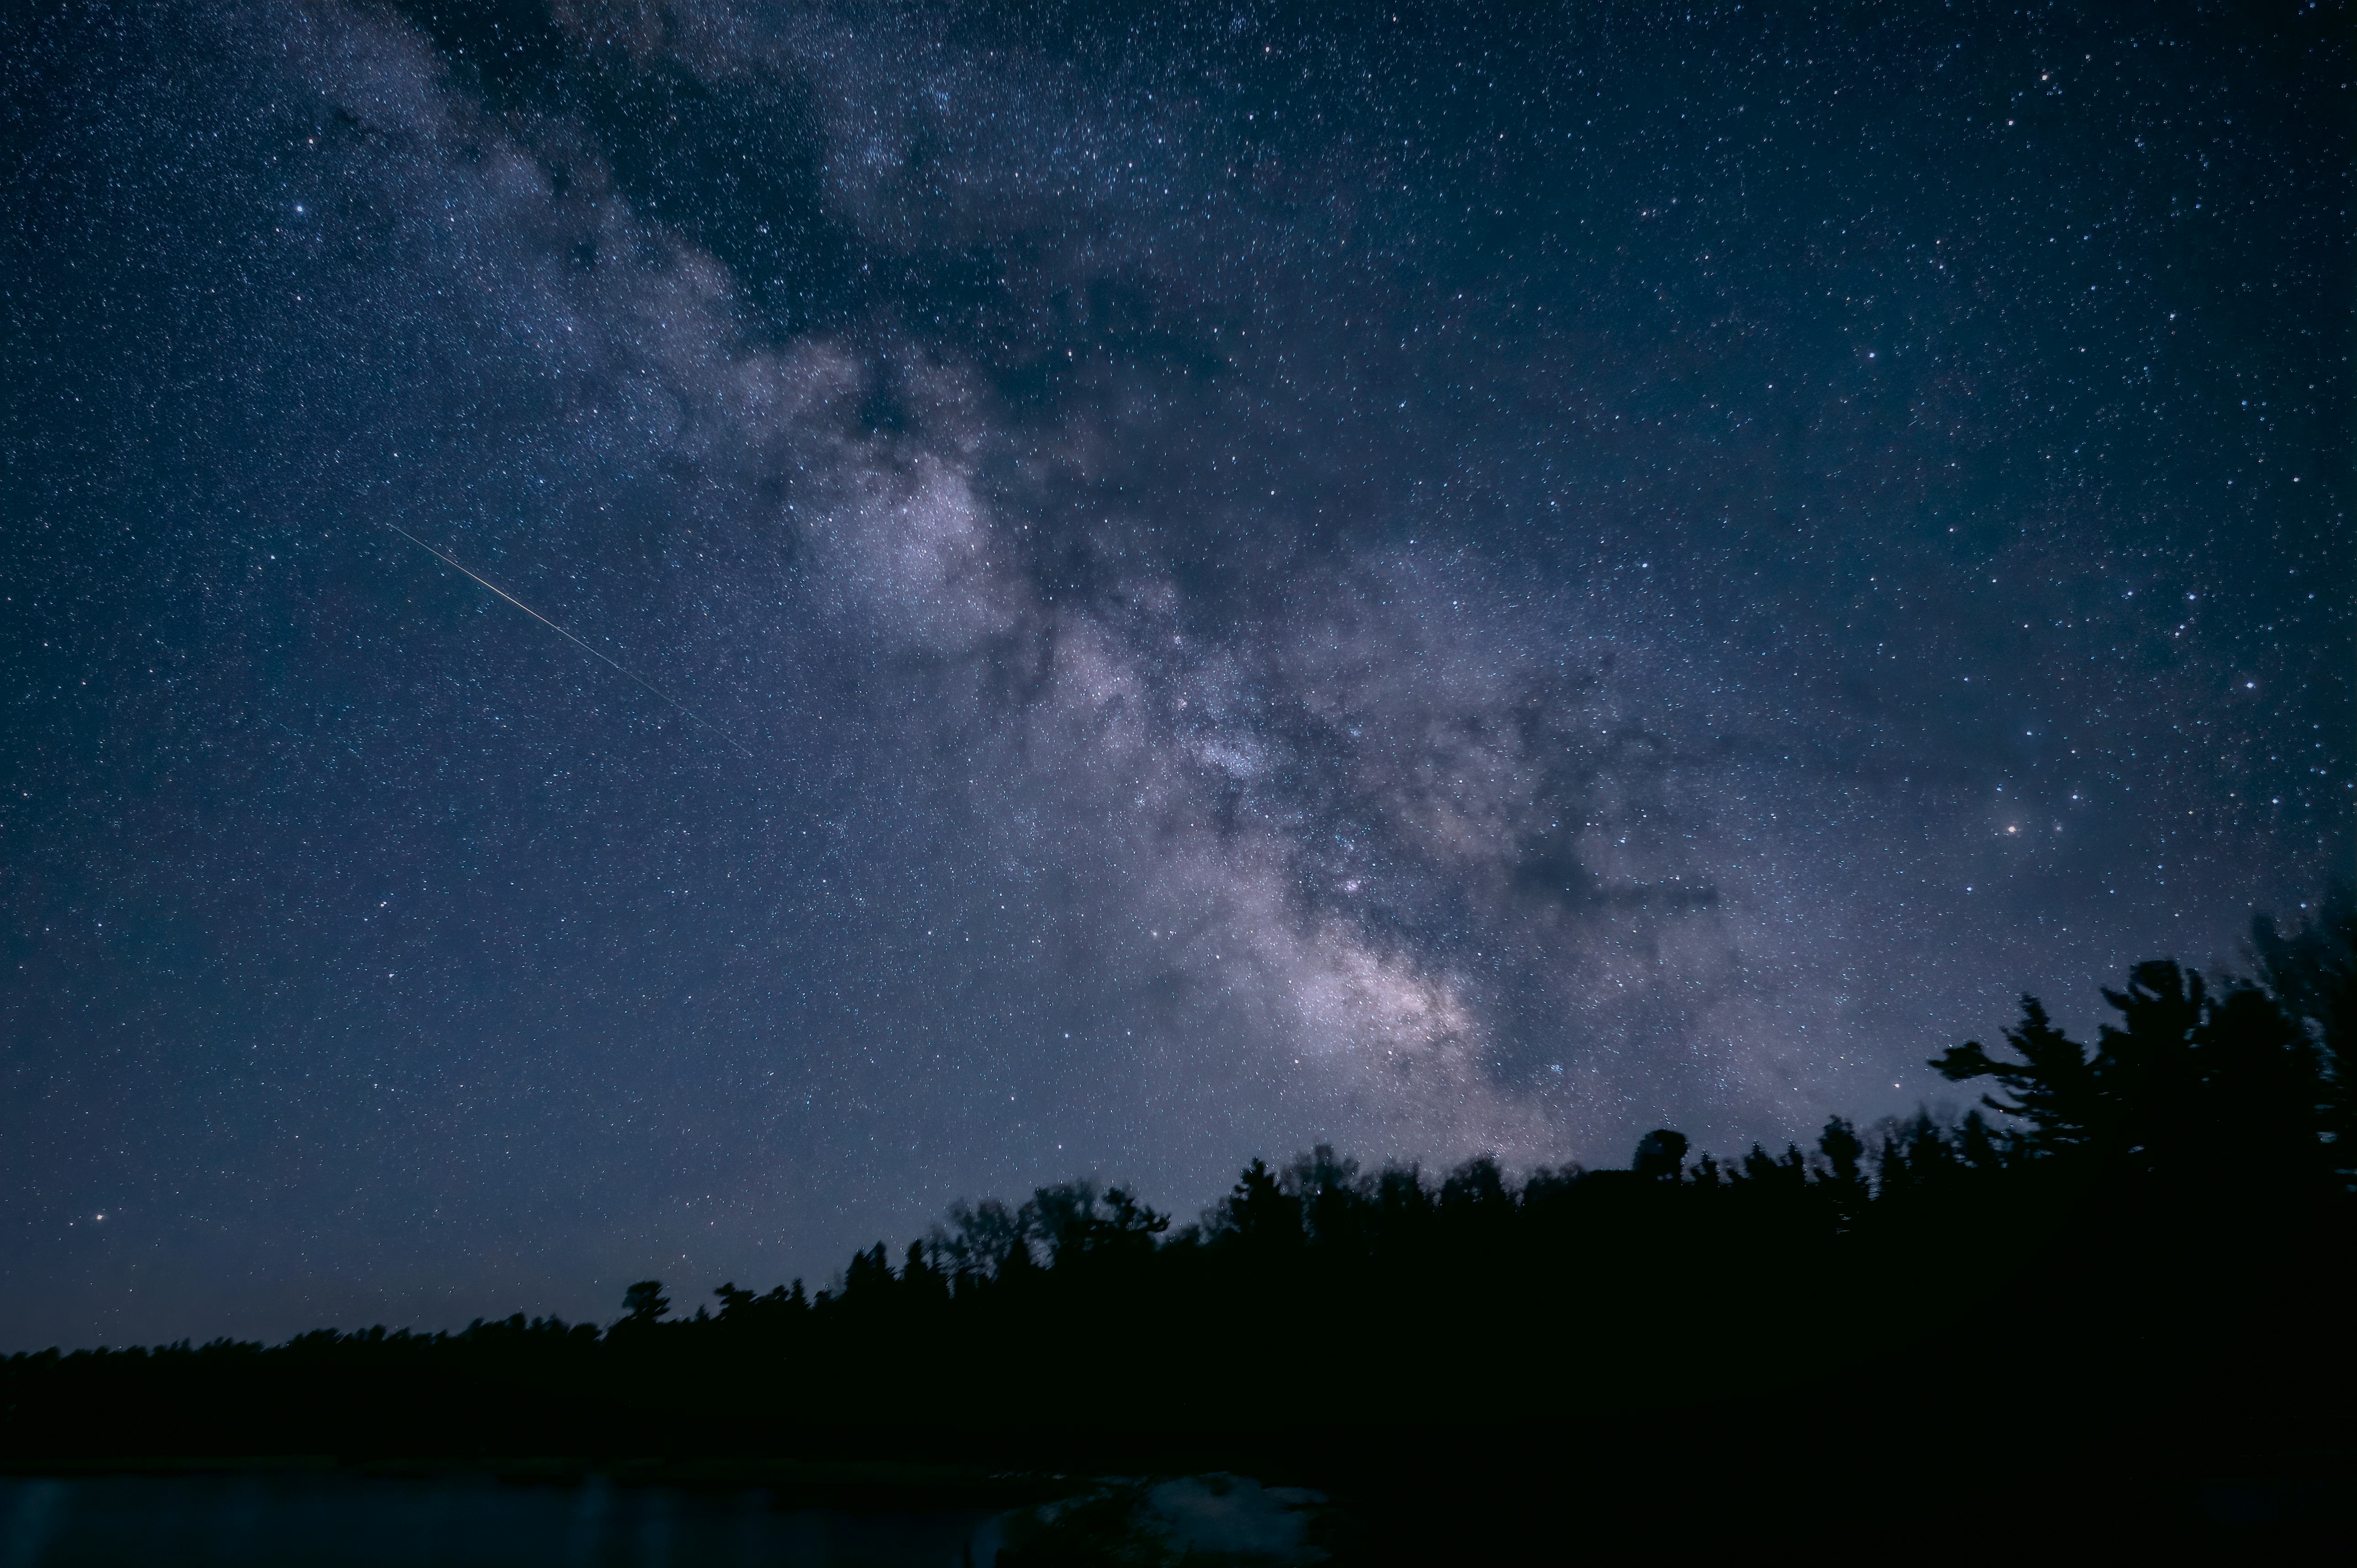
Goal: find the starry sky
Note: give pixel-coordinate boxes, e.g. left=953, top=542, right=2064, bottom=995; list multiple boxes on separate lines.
left=3, top=1, right=2349, bottom=1351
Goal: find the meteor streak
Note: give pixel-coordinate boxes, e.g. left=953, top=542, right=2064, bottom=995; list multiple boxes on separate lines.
left=379, top=522, right=754, bottom=759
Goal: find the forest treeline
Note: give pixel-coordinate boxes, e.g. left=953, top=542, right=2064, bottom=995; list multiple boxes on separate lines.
left=4, top=892, right=2352, bottom=1551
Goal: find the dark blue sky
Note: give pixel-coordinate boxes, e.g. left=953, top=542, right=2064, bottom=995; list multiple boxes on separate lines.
left=4, top=0, right=2348, bottom=1350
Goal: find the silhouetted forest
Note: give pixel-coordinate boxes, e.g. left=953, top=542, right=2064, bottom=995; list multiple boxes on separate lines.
left=6, top=892, right=2353, bottom=1556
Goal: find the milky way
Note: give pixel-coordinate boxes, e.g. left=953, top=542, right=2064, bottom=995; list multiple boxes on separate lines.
left=4, top=2, right=2348, bottom=1348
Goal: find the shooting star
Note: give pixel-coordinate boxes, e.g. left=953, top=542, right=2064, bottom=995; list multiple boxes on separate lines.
left=378, top=521, right=754, bottom=759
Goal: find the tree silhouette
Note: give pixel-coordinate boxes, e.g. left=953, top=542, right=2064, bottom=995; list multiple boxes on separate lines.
left=1632, top=1129, right=1689, bottom=1181
left=843, top=1243, right=895, bottom=1305
left=932, top=1196, right=1029, bottom=1283
left=1815, top=1117, right=1869, bottom=1220
left=1931, top=997, right=2099, bottom=1158
left=620, top=1280, right=669, bottom=1326
left=1740, top=1142, right=1809, bottom=1192
left=1937, top=960, right=2335, bottom=1192
left=1091, top=1187, right=1171, bottom=1258
left=2250, top=884, right=2356, bottom=1061
left=2249, top=886, right=2355, bottom=1183
left=1440, top=1155, right=1511, bottom=1213
left=1287, top=1144, right=1365, bottom=1252
left=1219, top=1158, right=1302, bottom=1252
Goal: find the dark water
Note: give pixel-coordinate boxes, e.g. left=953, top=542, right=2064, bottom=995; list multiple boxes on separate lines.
left=0, top=1472, right=1000, bottom=1567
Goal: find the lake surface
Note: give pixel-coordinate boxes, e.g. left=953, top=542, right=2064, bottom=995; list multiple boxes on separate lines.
left=0, top=1471, right=1001, bottom=1567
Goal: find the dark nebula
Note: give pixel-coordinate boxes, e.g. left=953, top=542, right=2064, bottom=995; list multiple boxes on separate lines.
left=2, top=1, right=2347, bottom=1348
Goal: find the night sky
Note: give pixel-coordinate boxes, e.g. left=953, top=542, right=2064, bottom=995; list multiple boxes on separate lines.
left=4, top=2, right=2349, bottom=1351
